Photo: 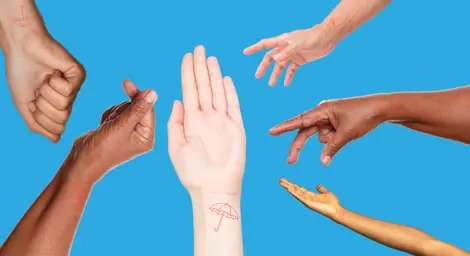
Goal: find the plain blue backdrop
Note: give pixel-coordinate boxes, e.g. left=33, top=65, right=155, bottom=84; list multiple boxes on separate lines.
left=1, top=0, right=469, bottom=255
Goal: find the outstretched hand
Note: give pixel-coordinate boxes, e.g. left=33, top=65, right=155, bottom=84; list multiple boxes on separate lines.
left=280, top=178, right=342, bottom=219
left=70, top=79, right=156, bottom=183
left=168, top=46, right=246, bottom=195
left=270, top=96, right=386, bottom=166
left=243, top=25, right=335, bottom=87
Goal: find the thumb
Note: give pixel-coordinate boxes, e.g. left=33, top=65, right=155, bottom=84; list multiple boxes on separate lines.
left=168, top=100, right=187, bottom=153
left=320, top=131, right=349, bottom=166
left=121, top=89, right=157, bottom=128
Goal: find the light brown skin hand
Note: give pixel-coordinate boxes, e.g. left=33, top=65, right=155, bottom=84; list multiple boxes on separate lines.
left=4, top=31, right=86, bottom=143
left=280, top=178, right=342, bottom=219
left=243, top=25, right=335, bottom=87
left=70, top=79, right=156, bottom=183
left=270, top=95, right=388, bottom=166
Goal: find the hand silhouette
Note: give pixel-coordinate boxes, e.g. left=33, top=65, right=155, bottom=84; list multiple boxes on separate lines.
left=4, top=32, right=86, bottom=142
left=70, top=79, right=156, bottom=183
left=270, top=96, right=386, bottom=166
left=168, top=46, right=246, bottom=195
left=244, top=25, right=335, bottom=86
left=280, top=178, right=342, bottom=219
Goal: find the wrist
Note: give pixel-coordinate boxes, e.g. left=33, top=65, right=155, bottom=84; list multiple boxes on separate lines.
left=316, top=18, right=340, bottom=46
left=58, top=151, right=107, bottom=186
left=330, top=205, right=349, bottom=223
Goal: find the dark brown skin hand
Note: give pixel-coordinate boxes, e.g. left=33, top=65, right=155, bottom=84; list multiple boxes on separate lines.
left=70, top=79, right=157, bottom=183
left=270, top=96, right=387, bottom=166
left=280, top=178, right=342, bottom=219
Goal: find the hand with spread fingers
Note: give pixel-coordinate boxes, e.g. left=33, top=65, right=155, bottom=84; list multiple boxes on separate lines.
left=70, top=79, right=156, bottom=183
left=280, top=178, right=342, bottom=219
left=243, top=0, right=392, bottom=86
left=279, top=178, right=469, bottom=256
left=168, top=45, right=246, bottom=196
left=270, top=96, right=385, bottom=166
left=168, top=46, right=245, bottom=256
left=0, top=1, right=86, bottom=143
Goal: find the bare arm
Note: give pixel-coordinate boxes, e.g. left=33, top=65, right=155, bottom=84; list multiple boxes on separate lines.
left=280, top=179, right=469, bottom=256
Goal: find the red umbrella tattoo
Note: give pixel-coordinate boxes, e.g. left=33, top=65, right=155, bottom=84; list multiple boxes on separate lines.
left=209, top=202, right=239, bottom=232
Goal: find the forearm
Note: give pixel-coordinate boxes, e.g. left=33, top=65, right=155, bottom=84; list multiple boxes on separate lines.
left=320, top=0, right=391, bottom=45
left=332, top=208, right=468, bottom=256
left=378, top=86, right=470, bottom=144
left=0, top=156, right=96, bottom=256
left=0, top=0, right=47, bottom=51
left=190, top=192, right=243, bottom=256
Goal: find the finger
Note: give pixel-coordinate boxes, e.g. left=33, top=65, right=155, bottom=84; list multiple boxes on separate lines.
left=223, top=77, right=243, bottom=123
left=269, top=109, right=326, bottom=136
left=207, top=56, right=227, bottom=113
left=280, top=178, right=293, bottom=189
left=168, top=100, right=187, bottom=153
left=133, top=122, right=154, bottom=144
left=320, top=131, right=349, bottom=166
left=316, top=184, right=329, bottom=194
left=107, top=102, right=131, bottom=122
left=101, top=104, right=121, bottom=124
left=123, top=79, right=140, bottom=99
left=194, top=45, right=213, bottom=111
left=287, top=188, right=306, bottom=204
left=181, top=53, right=200, bottom=112
left=243, top=37, right=279, bottom=55
left=255, top=49, right=278, bottom=79
left=61, top=63, right=86, bottom=93
left=32, top=108, right=66, bottom=135
left=20, top=104, right=60, bottom=143
left=121, top=89, right=157, bottom=128
left=287, top=126, right=318, bottom=164
left=35, top=95, right=70, bottom=124
left=49, top=70, right=76, bottom=97
left=284, top=62, right=300, bottom=86
left=39, top=81, right=73, bottom=111
left=268, top=60, right=289, bottom=86
left=274, top=43, right=297, bottom=62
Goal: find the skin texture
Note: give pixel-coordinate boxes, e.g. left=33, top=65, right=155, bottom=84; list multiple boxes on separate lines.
left=168, top=46, right=245, bottom=256
left=280, top=179, right=469, bottom=256
left=270, top=86, right=470, bottom=166
left=243, top=0, right=391, bottom=86
left=0, top=0, right=86, bottom=142
left=0, top=80, right=156, bottom=256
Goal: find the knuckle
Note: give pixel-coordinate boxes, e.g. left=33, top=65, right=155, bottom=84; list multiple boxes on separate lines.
left=326, top=142, right=341, bottom=154
left=57, top=98, right=70, bottom=110
left=134, top=104, right=147, bottom=117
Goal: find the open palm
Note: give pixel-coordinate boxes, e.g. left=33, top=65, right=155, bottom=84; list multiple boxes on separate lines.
left=168, top=46, right=246, bottom=195
left=280, top=178, right=341, bottom=218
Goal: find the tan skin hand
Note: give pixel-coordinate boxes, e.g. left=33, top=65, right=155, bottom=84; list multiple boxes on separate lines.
left=5, top=31, right=86, bottom=142
left=280, top=178, right=342, bottom=219
left=70, top=79, right=156, bottom=183
left=243, top=24, right=335, bottom=86
left=270, top=96, right=386, bottom=166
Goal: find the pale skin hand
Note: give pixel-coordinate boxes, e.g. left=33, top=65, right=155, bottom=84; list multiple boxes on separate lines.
left=280, top=179, right=469, bottom=256
left=0, top=0, right=86, bottom=142
left=168, top=45, right=245, bottom=256
left=243, top=0, right=391, bottom=86
left=0, top=80, right=156, bottom=256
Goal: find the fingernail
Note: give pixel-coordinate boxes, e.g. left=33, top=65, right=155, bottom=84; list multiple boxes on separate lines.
left=321, top=156, right=332, bottom=166
left=144, top=90, right=157, bottom=104
left=28, top=102, right=36, bottom=112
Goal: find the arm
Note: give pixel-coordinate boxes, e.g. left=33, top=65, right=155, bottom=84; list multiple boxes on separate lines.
left=321, top=0, right=392, bottom=45
left=0, top=80, right=156, bottom=256
left=382, top=86, right=470, bottom=144
left=168, top=46, right=246, bottom=256
left=280, top=179, right=469, bottom=256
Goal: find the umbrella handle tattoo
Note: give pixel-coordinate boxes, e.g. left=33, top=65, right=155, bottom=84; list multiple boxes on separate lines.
left=214, top=214, right=224, bottom=232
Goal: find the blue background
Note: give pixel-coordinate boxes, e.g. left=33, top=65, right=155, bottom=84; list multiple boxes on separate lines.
left=1, top=0, right=469, bottom=255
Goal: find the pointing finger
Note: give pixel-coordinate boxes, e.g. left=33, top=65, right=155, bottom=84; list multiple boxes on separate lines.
left=243, top=37, right=280, bottom=55
left=270, top=109, right=326, bottom=136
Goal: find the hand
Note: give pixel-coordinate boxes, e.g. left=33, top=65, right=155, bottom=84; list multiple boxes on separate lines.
left=280, top=178, right=342, bottom=219
left=168, top=46, right=246, bottom=195
left=4, top=31, right=86, bottom=142
left=243, top=25, right=335, bottom=86
left=70, top=79, right=156, bottom=183
left=270, top=96, right=388, bottom=166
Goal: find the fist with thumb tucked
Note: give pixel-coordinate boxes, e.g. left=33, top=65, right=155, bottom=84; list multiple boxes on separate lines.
left=70, top=79, right=157, bottom=183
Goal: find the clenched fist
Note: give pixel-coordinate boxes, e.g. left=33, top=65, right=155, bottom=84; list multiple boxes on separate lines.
left=70, top=79, right=156, bottom=183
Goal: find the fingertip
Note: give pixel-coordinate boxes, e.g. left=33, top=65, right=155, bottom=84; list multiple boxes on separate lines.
left=143, top=89, right=158, bottom=105
left=195, top=45, right=205, bottom=53
left=52, top=69, right=62, bottom=77
left=321, top=155, right=332, bottom=166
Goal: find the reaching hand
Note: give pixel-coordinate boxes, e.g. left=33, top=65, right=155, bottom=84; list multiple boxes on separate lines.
left=4, top=31, right=86, bottom=142
left=270, top=96, right=387, bottom=166
left=168, top=46, right=246, bottom=195
left=280, top=178, right=342, bottom=219
left=243, top=25, right=335, bottom=86
left=70, top=79, right=156, bottom=183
